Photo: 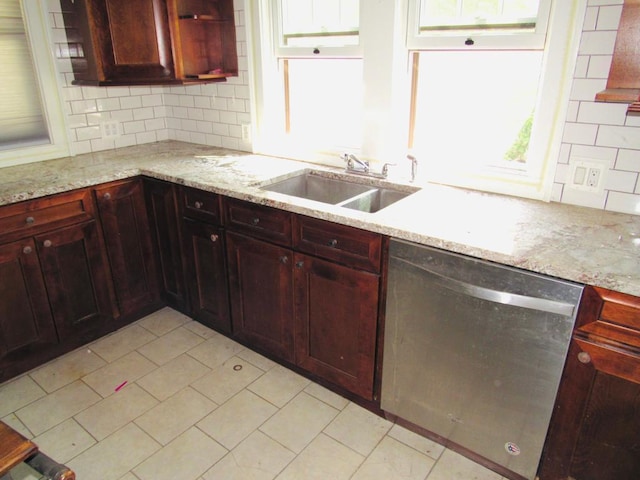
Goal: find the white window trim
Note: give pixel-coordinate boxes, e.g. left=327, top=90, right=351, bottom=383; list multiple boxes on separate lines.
left=247, top=0, right=586, bottom=201
left=0, top=1, right=70, bottom=168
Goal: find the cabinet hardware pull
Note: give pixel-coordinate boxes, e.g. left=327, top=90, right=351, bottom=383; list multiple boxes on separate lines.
left=328, top=239, right=338, bottom=247
left=577, top=351, right=591, bottom=364
left=43, top=240, right=52, bottom=248
left=210, top=234, right=219, bottom=242
left=195, top=201, right=203, bottom=209
left=103, top=192, right=111, bottom=200
left=23, top=246, right=32, bottom=254
left=280, top=256, right=288, bottom=264
left=296, top=261, right=304, bottom=268
left=252, top=217, right=260, bottom=225
left=25, top=216, right=35, bottom=224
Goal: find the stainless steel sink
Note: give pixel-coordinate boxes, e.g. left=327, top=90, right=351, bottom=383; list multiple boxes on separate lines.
left=261, top=171, right=373, bottom=204
left=340, top=188, right=413, bottom=213
left=260, top=169, right=419, bottom=213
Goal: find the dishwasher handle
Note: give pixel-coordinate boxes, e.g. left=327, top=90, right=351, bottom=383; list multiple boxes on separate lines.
left=395, top=256, right=577, bottom=317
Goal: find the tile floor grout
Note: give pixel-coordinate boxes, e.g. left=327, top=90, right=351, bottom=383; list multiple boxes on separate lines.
left=0, top=307, right=506, bottom=480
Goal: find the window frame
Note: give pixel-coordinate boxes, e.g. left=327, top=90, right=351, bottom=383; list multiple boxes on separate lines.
left=247, top=0, right=586, bottom=201
left=0, top=1, right=70, bottom=168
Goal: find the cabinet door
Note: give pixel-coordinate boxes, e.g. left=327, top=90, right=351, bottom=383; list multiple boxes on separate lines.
left=36, top=221, right=115, bottom=342
left=95, top=180, right=161, bottom=321
left=183, top=218, right=230, bottom=333
left=61, top=0, right=176, bottom=84
left=226, top=232, right=294, bottom=362
left=0, top=239, right=58, bottom=379
left=294, top=253, right=379, bottom=399
left=144, top=179, right=189, bottom=312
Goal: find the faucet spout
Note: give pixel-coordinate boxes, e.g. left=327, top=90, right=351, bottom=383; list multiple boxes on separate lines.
left=341, top=153, right=369, bottom=173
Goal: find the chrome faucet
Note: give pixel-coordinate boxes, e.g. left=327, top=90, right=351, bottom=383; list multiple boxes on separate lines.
left=341, top=153, right=369, bottom=173
left=407, top=154, right=418, bottom=183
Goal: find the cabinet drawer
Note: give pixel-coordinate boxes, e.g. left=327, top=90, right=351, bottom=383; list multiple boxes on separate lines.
left=182, top=187, right=222, bottom=225
left=0, top=189, right=95, bottom=243
left=293, top=215, right=382, bottom=273
left=597, top=287, right=640, bottom=331
left=224, top=198, right=292, bottom=247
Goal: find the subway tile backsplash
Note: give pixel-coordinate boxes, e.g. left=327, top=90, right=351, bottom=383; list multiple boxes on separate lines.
left=46, top=0, right=640, bottom=215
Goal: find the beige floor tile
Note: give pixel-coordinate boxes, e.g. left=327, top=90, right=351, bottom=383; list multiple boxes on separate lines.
left=203, top=431, right=296, bottom=480
left=248, top=365, right=310, bottom=408
left=198, top=390, right=278, bottom=449
left=137, top=354, right=210, bottom=401
left=29, top=347, right=106, bottom=393
left=137, top=326, right=205, bottom=365
left=117, top=475, right=139, bottom=480
left=187, top=333, right=245, bottom=368
left=89, top=323, right=157, bottom=362
left=182, top=320, right=220, bottom=339
left=236, top=348, right=278, bottom=371
left=276, top=433, right=364, bottom=480
left=74, top=383, right=158, bottom=440
left=7, top=462, right=40, bottom=480
left=135, top=387, right=217, bottom=445
left=388, top=424, right=445, bottom=461
left=0, top=414, right=31, bottom=439
left=324, top=402, right=394, bottom=457
left=0, top=375, right=45, bottom=418
left=16, top=381, right=101, bottom=436
left=304, top=382, right=350, bottom=411
left=191, top=356, right=263, bottom=405
left=426, top=449, right=503, bottom=480
left=67, top=423, right=160, bottom=480
left=81, top=350, right=157, bottom=398
left=33, top=418, right=96, bottom=463
left=352, top=436, right=436, bottom=480
left=133, top=427, right=227, bottom=480
left=260, top=392, right=339, bottom=454
left=137, top=307, right=190, bottom=336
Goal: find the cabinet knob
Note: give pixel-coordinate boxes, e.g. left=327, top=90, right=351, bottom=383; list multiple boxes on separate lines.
left=328, top=239, right=338, bottom=247
left=43, top=240, right=52, bottom=248
left=23, top=246, right=33, bottom=254
left=195, top=201, right=203, bottom=209
left=252, top=217, right=260, bottom=225
left=280, top=255, right=289, bottom=264
left=25, top=216, right=35, bottom=225
left=103, top=192, right=111, bottom=200
left=577, top=351, right=591, bottom=364
left=210, top=234, right=219, bottom=242
left=296, top=261, right=304, bottom=268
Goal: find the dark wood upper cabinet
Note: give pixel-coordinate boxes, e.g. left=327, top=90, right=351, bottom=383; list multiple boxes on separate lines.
left=61, top=0, right=238, bottom=85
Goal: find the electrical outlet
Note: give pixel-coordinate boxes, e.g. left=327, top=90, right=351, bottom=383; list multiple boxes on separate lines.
left=101, top=121, right=120, bottom=138
left=241, top=124, right=251, bottom=142
left=568, top=158, right=607, bottom=193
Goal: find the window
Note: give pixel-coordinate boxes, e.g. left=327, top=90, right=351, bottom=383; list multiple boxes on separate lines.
left=249, top=1, right=585, bottom=200
left=0, top=1, right=69, bottom=167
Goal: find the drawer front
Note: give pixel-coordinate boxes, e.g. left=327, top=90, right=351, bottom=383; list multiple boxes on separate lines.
left=182, top=187, right=222, bottom=225
left=0, top=189, right=95, bottom=243
left=224, top=198, right=292, bottom=247
left=293, top=215, right=382, bottom=273
left=598, top=287, right=640, bottom=331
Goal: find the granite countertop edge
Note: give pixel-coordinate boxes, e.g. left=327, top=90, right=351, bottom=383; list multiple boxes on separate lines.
left=2, top=141, right=639, bottom=297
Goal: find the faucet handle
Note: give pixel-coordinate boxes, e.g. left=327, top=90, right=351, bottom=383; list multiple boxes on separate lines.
left=382, top=163, right=397, bottom=177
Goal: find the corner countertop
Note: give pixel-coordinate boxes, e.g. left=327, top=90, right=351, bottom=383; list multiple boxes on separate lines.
left=2, top=141, right=639, bottom=297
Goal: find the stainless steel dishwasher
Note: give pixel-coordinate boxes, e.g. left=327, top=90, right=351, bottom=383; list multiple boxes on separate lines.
left=381, top=239, right=583, bottom=480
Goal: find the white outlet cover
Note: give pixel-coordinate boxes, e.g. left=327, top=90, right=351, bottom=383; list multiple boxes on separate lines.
left=568, top=157, right=608, bottom=193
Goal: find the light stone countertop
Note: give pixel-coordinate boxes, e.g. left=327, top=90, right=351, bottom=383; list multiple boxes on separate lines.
left=2, top=140, right=639, bottom=297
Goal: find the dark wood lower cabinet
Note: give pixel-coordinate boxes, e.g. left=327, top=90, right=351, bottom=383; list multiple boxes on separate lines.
left=144, top=178, right=189, bottom=313
left=95, top=179, right=161, bottom=322
left=226, top=232, right=295, bottom=362
left=183, top=218, right=231, bottom=333
left=36, top=221, right=115, bottom=342
left=0, top=239, right=58, bottom=379
left=294, top=252, right=379, bottom=400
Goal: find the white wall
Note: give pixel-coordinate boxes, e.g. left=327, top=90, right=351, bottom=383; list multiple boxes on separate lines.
left=552, top=0, right=640, bottom=215
left=46, top=0, right=640, bottom=215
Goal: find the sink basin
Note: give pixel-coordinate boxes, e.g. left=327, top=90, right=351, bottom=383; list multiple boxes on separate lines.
left=340, top=188, right=413, bottom=213
left=260, top=169, right=420, bottom=213
left=261, top=171, right=374, bottom=204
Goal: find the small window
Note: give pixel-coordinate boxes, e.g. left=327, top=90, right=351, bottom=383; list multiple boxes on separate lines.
left=0, top=1, right=69, bottom=167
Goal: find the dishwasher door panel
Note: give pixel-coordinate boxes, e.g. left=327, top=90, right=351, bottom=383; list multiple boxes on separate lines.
left=381, top=240, right=583, bottom=480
